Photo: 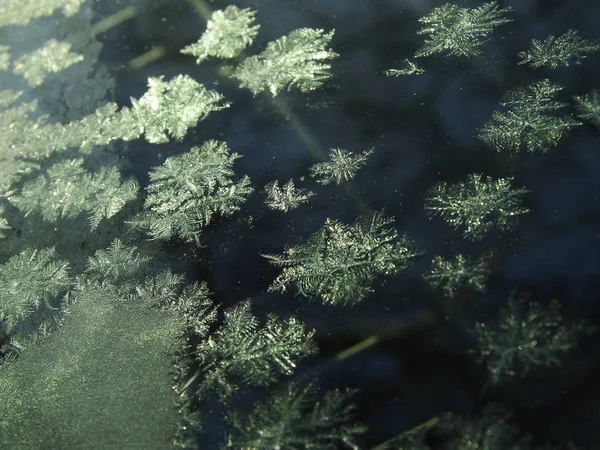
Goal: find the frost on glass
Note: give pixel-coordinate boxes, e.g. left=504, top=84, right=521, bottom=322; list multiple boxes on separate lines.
left=0, top=248, right=71, bottom=341
left=415, top=1, right=513, bottom=58
left=130, top=140, right=253, bottom=244
left=574, top=90, right=600, bottom=128
left=0, top=204, right=10, bottom=239
left=517, top=29, right=600, bottom=69
left=384, top=59, right=425, bottom=77
left=436, top=406, right=532, bottom=450
left=425, top=174, right=529, bottom=242
left=478, top=79, right=581, bottom=153
left=12, top=39, right=84, bottom=87
left=309, top=147, right=374, bottom=185
left=130, top=74, right=231, bottom=144
left=263, top=212, right=419, bottom=306
left=231, top=28, right=338, bottom=96
left=424, top=254, right=490, bottom=297
left=264, top=179, right=315, bottom=212
left=10, top=158, right=139, bottom=230
left=0, top=0, right=86, bottom=27
left=194, top=300, right=317, bottom=400
left=223, top=381, right=366, bottom=450
left=474, top=296, right=586, bottom=385
left=181, top=5, right=259, bottom=63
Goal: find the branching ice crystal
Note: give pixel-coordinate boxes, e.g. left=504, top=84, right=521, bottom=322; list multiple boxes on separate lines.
left=0, top=248, right=71, bottom=332
left=517, top=29, right=600, bottom=69
left=309, top=147, right=373, bottom=185
left=478, top=79, right=581, bottom=153
left=263, top=211, right=419, bottom=306
left=223, top=381, right=367, bottom=450
left=232, top=28, right=338, bottom=96
left=10, top=158, right=138, bottom=230
left=84, top=239, right=153, bottom=292
left=130, top=140, right=253, bottom=244
left=415, top=1, right=513, bottom=58
left=12, top=40, right=84, bottom=87
left=195, top=300, right=317, bottom=400
left=574, top=90, right=600, bottom=128
left=384, top=59, right=425, bottom=77
left=181, top=5, right=259, bottom=63
left=475, top=296, right=585, bottom=385
left=436, top=406, right=532, bottom=450
left=264, top=179, right=315, bottom=212
left=424, top=254, right=490, bottom=297
left=425, top=174, right=529, bottom=242
left=130, top=75, right=231, bottom=144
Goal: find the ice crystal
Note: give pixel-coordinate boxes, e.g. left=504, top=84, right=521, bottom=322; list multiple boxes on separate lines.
left=10, top=158, right=139, bottom=230
left=309, top=147, right=373, bottom=185
left=231, top=28, right=338, bottom=96
left=84, top=239, right=153, bottom=292
left=0, top=248, right=71, bottom=332
left=223, top=381, right=367, bottom=450
left=478, top=79, right=581, bottom=153
left=264, top=179, right=315, bottom=212
left=574, top=90, right=600, bottom=128
left=130, top=75, right=231, bottom=144
left=12, top=39, right=84, bottom=87
left=437, top=406, right=532, bottom=450
left=425, top=174, right=529, bottom=242
left=263, top=212, right=419, bottom=306
left=195, top=300, right=317, bottom=400
left=415, top=1, right=513, bottom=58
left=181, top=5, right=259, bottom=63
left=130, top=140, right=253, bottom=244
left=517, top=29, right=600, bottom=69
left=384, top=59, right=425, bottom=76
left=475, top=296, right=583, bottom=385
left=424, top=254, right=490, bottom=297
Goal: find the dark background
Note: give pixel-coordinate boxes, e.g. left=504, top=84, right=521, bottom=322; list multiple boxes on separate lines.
left=97, top=0, right=600, bottom=447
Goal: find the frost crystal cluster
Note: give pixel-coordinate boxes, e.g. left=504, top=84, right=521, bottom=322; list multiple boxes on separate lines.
left=415, top=1, right=513, bottom=58
left=130, top=75, right=231, bottom=144
left=309, top=147, right=373, bottom=185
left=181, top=5, right=259, bottom=63
left=479, top=79, right=581, bottom=153
left=131, top=140, right=253, bottom=244
left=232, top=28, right=338, bottom=96
left=263, top=212, right=419, bottom=306
left=223, top=381, right=366, bottom=450
left=426, top=174, right=529, bottom=241
left=475, top=297, right=584, bottom=385
left=517, top=29, right=600, bottom=69
left=264, top=179, right=315, bottom=212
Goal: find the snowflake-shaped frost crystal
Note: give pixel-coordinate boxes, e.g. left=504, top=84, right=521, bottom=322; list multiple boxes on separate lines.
left=181, top=5, right=259, bottom=63
left=231, top=28, right=338, bottom=96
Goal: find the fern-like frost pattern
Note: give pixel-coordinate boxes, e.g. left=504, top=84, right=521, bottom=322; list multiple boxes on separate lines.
left=232, top=28, right=338, bottom=96
left=479, top=79, right=581, bottom=153
left=263, top=211, right=419, bottom=306
left=425, top=174, right=529, bottom=241
left=181, top=5, right=259, bottom=63
left=517, top=29, right=600, bottom=69
left=223, top=381, right=367, bottom=450
left=415, top=1, right=513, bottom=58
left=131, top=140, right=253, bottom=244
left=195, top=300, right=317, bottom=400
